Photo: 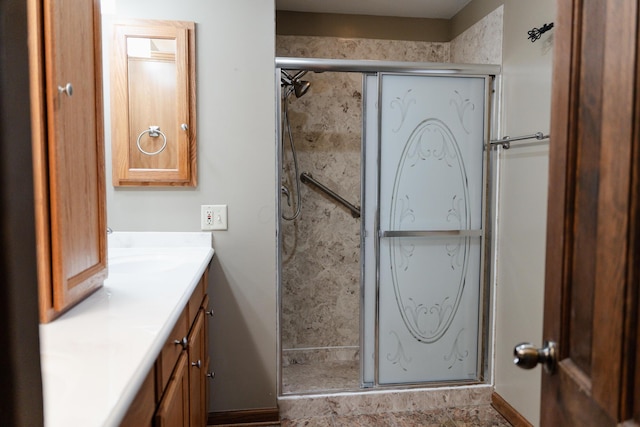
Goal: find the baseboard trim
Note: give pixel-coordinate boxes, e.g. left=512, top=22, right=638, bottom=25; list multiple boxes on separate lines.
left=491, top=392, right=533, bottom=427
left=208, top=408, right=280, bottom=426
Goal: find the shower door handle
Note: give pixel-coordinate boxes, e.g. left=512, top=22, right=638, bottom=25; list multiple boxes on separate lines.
left=513, top=341, right=557, bottom=374
left=380, top=230, right=483, bottom=238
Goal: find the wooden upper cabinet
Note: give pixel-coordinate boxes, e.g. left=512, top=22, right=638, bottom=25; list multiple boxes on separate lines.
left=110, top=20, right=197, bottom=187
left=28, top=0, right=107, bottom=323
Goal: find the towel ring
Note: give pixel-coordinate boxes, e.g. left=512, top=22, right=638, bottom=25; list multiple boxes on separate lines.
left=136, top=126, right=167, bottom=156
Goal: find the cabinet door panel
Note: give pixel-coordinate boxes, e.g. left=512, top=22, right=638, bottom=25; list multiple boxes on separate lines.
left=188, top=310, right=206, bottom=427
left=120, top=368, right=155, bottom=427
left=155, top=352, right=189, bottom=427
left=156, top=306, right=189, bottom=400
left=111, top=20, right=196, bottom=187
left=43, top=0, right=107, bottom=312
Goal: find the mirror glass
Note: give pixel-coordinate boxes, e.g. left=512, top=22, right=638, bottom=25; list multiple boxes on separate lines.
left=127, top=37, right=176, bottom=60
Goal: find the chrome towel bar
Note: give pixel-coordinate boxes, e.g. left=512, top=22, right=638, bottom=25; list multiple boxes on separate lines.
left=300, top=172, right=361, bottom=218
left=490, top=131, right=549, bottom=149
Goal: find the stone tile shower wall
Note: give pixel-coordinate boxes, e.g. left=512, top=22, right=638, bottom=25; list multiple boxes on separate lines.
left=451, top=6, right=504, bottom=65
left=276, top=36, right=450, bottom=364
left=279, top=68, right=362, bottom=361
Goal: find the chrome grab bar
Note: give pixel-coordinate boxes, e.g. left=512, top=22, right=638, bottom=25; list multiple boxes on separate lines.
left=381, top=230, right=483, bottom=238
left=300, top=172, right=361, bottom=218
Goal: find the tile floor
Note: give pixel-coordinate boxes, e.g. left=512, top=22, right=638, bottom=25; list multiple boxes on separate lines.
left=213, top=402, right=509, bottom=426
left=273, top=405, right=510, bottom=426
left=282, top=359, right=360, bottom=394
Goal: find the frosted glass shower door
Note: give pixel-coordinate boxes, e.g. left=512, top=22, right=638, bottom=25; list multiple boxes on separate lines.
left=377, top=74, right=487, bottom=384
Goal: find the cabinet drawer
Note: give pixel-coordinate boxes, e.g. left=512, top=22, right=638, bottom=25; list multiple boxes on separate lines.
left=155, top=305, right=189, bottom=399
left=187, top=275, right=206, bottom=326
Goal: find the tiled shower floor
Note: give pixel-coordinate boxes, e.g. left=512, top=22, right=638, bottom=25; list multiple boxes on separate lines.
left=282, top=359, right=360, bottom=394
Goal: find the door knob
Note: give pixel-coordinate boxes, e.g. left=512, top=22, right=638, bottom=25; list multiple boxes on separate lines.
left=513, top=341, right=557, bottom=374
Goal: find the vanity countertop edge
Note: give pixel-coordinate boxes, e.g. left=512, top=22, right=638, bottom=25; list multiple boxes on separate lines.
left=39, top=231, right=215, bottom=427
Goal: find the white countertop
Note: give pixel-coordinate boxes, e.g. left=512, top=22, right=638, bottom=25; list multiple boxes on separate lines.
left=39, top=232, right=215, bottom=427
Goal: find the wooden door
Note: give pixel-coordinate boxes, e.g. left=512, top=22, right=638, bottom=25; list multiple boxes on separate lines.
left=542, top=0, right=640, bottom=425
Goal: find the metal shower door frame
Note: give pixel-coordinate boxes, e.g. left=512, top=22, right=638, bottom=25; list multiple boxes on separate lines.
left=364, top=71, right=496, bottom=388
left=275, top=57, right=500, bottom=396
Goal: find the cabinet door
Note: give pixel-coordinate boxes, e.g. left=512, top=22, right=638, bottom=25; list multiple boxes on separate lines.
left=35, top=0, right=107, bottom=319
left=155, top=352, right=189, bottom=427
left=188, top=310, right=206, bottom=427
left=111, top=20, right=196, bottom=187
left=202, top=294, right=211, bottom=409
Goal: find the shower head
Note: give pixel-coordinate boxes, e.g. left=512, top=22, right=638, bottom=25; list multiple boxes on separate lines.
left=281, top=69, right=311, bottom=98
left=293, top=79, right=310, bottom=98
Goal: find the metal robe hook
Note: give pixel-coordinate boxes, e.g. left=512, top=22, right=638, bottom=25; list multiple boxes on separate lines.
left=528, top=22, right=554, bottom=42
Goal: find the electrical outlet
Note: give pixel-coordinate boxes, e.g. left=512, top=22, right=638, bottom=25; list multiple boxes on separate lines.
left=201, top=204, right=227, bottom=230
left=201, top=205, right=214, bottom=230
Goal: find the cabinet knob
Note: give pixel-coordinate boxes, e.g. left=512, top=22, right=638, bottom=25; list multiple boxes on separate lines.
left=206, top=371, right=215, bottom=379
left=181, top=123, right=188, bottom=131
left=206, top=309, right=214, bottom=317
left=58, top=83, right=73, bottom=97
left=173, top=337, right=187, bottom=349
left=191, top=359, right=202, bottom=369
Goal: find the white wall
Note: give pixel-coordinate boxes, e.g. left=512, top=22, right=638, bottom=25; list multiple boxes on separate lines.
left=494, top=1, right=555, bottom=425
left=101, top=0, right=277, bottom=411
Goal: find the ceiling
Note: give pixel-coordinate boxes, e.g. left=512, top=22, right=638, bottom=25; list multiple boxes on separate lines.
left=275, top=0, right=475, bottom=19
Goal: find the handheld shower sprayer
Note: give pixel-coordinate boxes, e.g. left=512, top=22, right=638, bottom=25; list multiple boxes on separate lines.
left=280, top=69, right=312, bottom=221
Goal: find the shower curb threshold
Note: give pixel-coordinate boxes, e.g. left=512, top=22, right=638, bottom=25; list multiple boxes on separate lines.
left=278, top=384, right=493, bottom=419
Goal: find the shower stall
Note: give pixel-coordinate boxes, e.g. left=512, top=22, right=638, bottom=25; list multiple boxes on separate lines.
left=277, top=57, right=499, bottom=395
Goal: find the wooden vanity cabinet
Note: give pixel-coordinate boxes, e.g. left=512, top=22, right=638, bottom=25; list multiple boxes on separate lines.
left=120, top=271, right=210, bottom=427
left=28, top=0, right=108, bottom=323
left=156, top=273, right=210, bottom=427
